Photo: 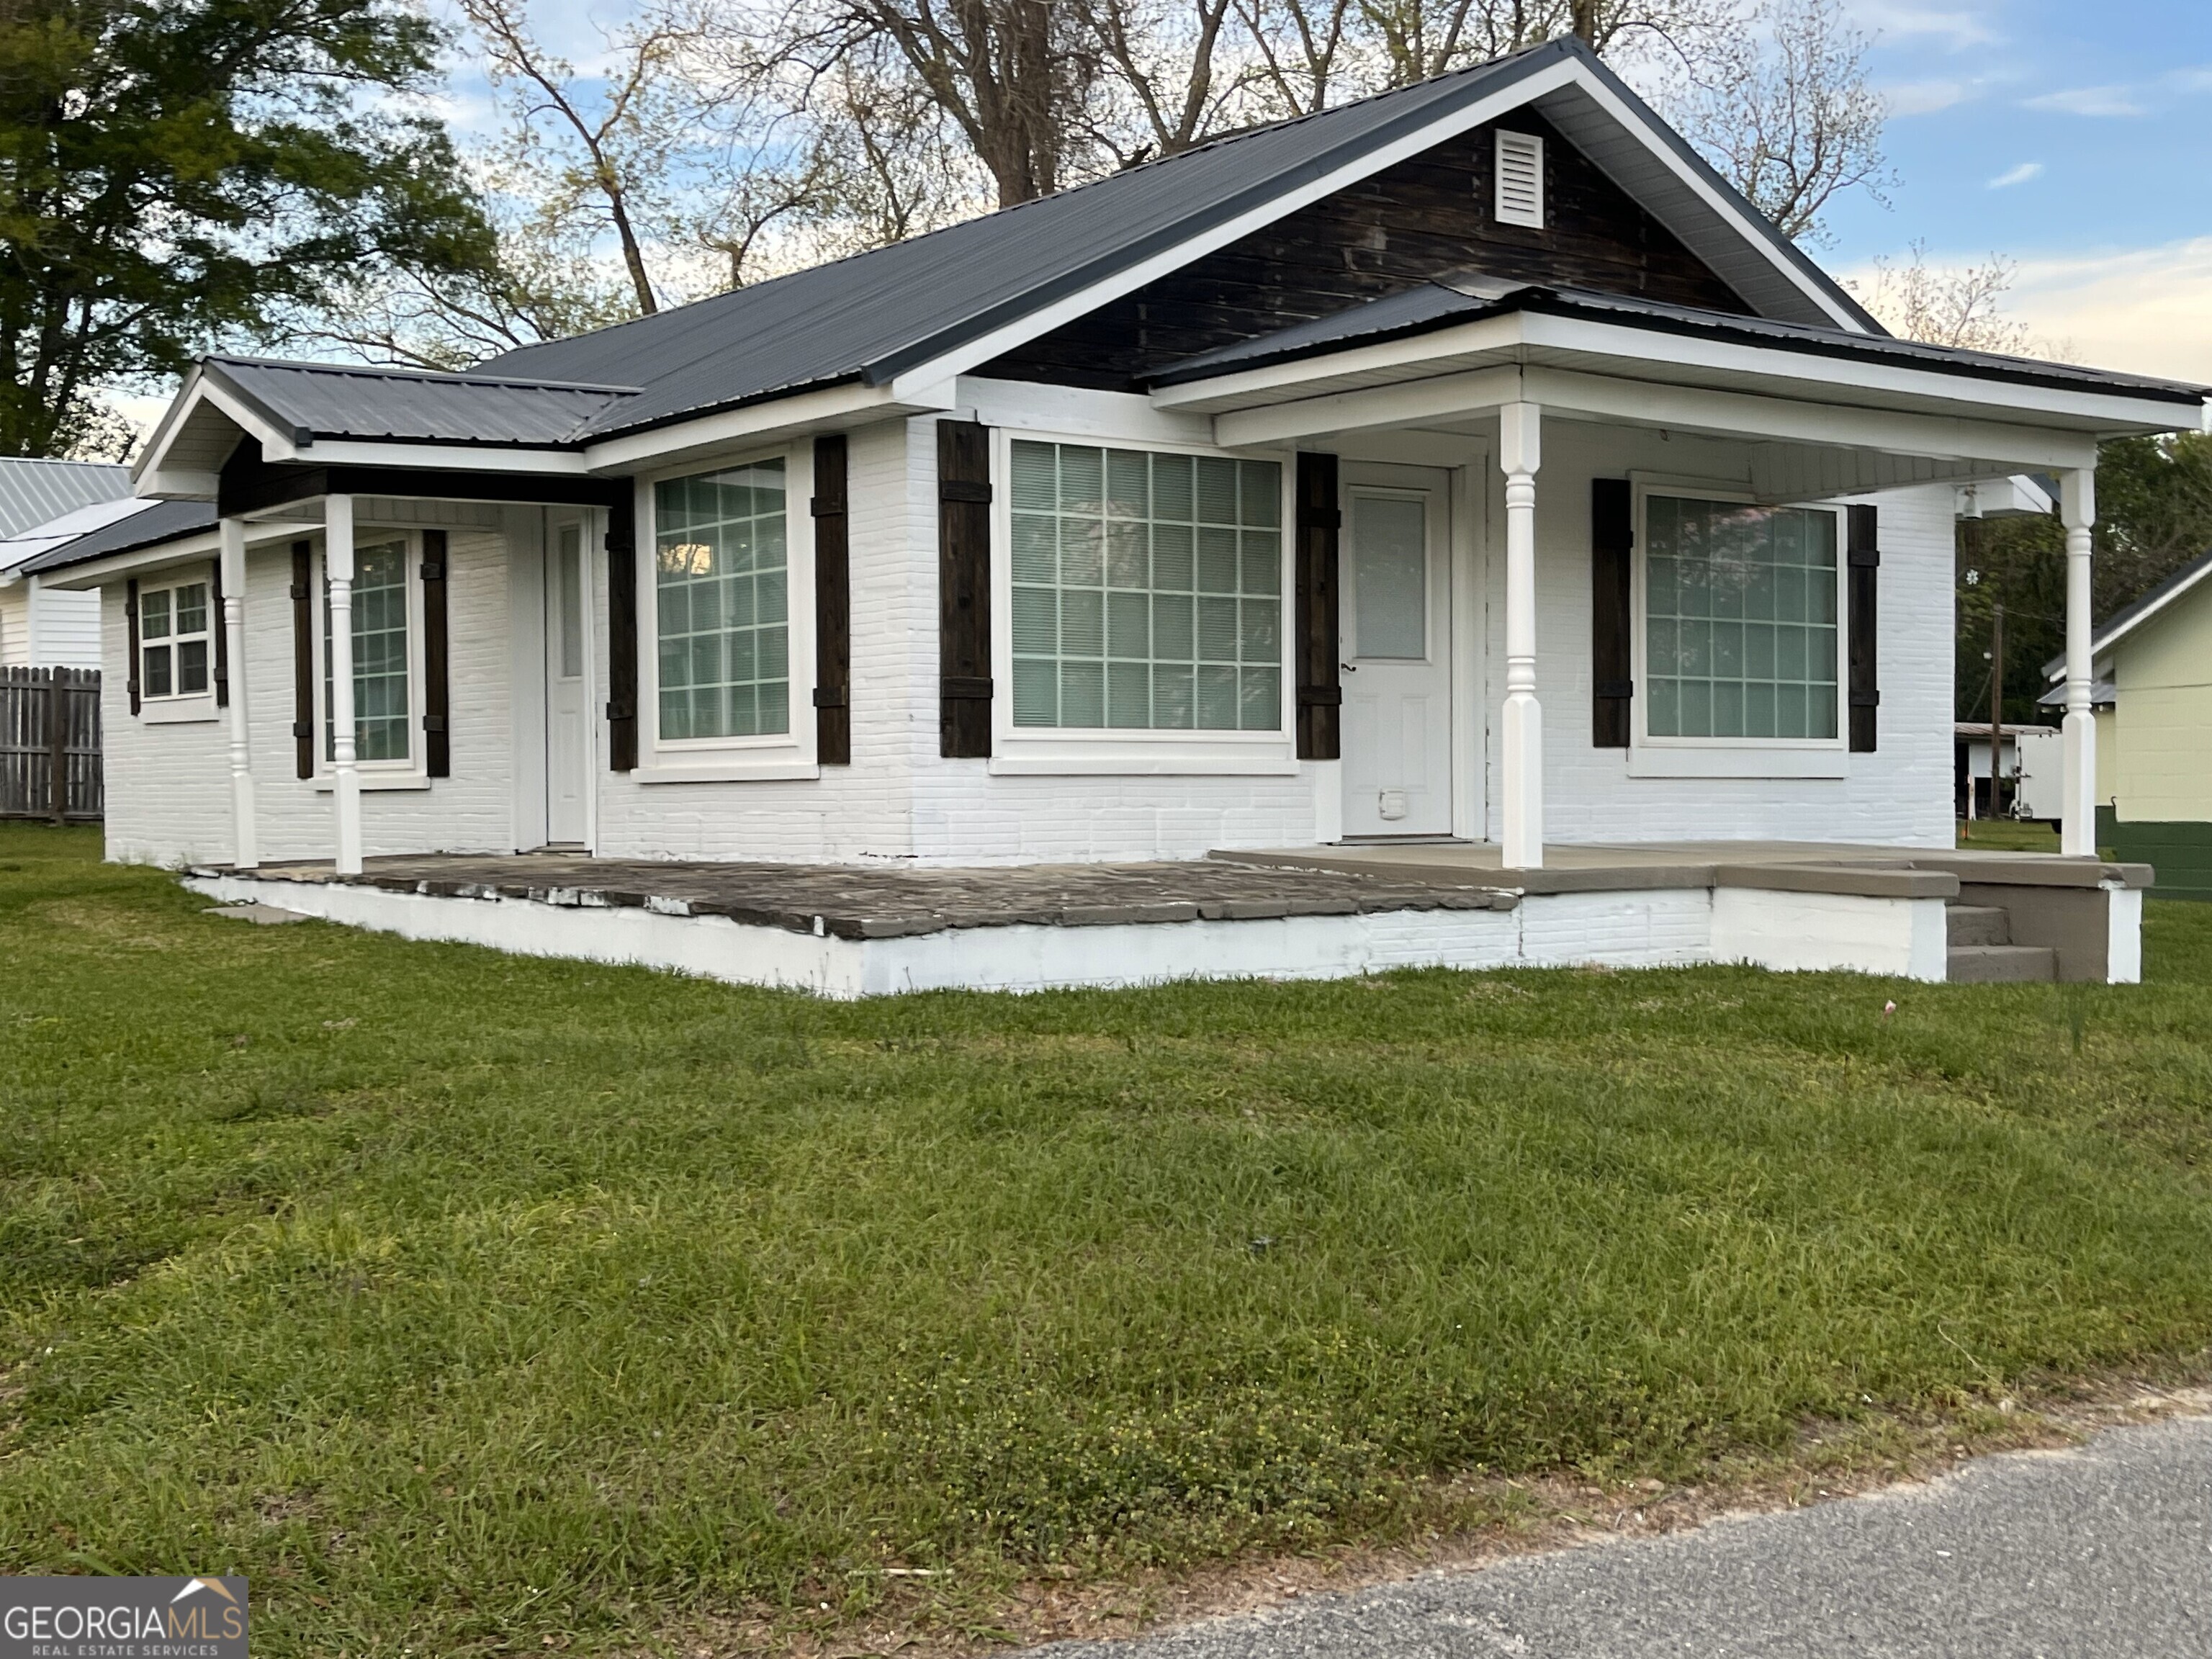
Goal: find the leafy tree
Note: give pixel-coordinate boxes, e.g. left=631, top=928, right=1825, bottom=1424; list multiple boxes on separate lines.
left=1956, top=434, right=2212, bottom=724
left=0, top=0, right=495, bottom=457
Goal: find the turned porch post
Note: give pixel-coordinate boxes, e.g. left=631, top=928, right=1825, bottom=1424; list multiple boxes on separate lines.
left=2060, top=468, right=2098, bottom=858
left=219, top=516, right=257, bottom=869
left=325, top=493, right=363, bottom=875
left=1500, top=403, right=1544, bottom=868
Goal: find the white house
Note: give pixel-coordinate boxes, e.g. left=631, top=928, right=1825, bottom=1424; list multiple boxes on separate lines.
left=26, top=40, right=2195, bottom=989
left=0, top=459, right=130, bottom=670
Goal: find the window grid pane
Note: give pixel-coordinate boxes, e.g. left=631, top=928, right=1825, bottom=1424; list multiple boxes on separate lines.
left=1010, top=441, right=1282, bottom=731
left=655, top=460, right=789, bottom=740
left=1645, top=497, right=1838, bottom=739
left=140, top=583, right=215, bottom=699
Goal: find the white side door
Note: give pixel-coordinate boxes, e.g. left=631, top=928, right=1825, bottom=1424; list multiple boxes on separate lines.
left=544, top=516, right=593, bottom=847
left=1339, top=466, right=1453, bottom=838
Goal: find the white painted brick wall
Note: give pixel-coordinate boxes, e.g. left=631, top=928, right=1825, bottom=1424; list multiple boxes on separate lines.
left=102, top=413, right=1956, bottom=870
left=1489, top=422, right=1955, bottom=849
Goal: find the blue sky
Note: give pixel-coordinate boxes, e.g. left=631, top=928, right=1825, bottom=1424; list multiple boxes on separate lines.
left=1822, top=0, right=2212, bottom=373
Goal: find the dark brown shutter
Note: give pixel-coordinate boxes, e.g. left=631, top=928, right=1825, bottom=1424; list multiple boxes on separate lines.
left=812, top=433, right=851, bottom=765
left=291, top=539, right=315, bottom=778
left=124, top=578, right=141, bottom=715
left=606, top=485, right=639, bottom=771
left=1847, top=503, right=1879, bottom=752
left=421, top=529, right=450, bottom=777
left=1293, top=451, right=1341, bottom=760
left=210, top=557, right=229, bottom=709
left=937, top=418, right=992, bottom=757
left=1591, top=478, right=1632, bottom=747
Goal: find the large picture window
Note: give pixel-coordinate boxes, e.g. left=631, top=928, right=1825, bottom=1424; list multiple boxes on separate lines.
left=324, top=540, right=413, bottom=763
left=1645, top=495, right=1839, bottom=741
left=655, top=459, right=788, bottom=741
left=138, top=578, right=210, bottom=700
left=1010, top=441, right=1282, bottom=731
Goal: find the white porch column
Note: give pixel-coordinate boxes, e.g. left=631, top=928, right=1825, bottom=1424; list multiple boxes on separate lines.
left=218, top=516, right=257, bottom=869
left=2060, top=468, right=2098, bottom=858
left=1499, top=403, right=1543, bottom=869
left=325, top=493, right=363, bottom=875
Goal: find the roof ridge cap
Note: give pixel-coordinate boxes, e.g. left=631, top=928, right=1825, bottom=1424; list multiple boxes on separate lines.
left=204, top=354, right=644, bottom=396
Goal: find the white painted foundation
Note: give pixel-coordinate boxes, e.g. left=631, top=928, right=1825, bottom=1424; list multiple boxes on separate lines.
left=2105, top=884, right=2144, bottom=985
left=183, top=871, right=1963, bottom=997
left=1711, top=887, right=1951, bottom=982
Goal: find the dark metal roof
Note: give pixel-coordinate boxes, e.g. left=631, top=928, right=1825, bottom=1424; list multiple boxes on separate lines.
left=483, top=36, right=1874, bottom=441
left=0, top=459, right=129, bottom=536
left=1147, top=276, right=2212, bottom=404
left=21, top=499, right=217, bottom=574
left=204, top=356, right=639, bottom=449
left=2041, top=544, right=2212, bottom=677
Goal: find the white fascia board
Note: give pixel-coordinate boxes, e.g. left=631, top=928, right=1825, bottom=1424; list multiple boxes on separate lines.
left=1213, top=359, right=2101, bottom=472
left=881, top=60, right=1584, bottom=395
left=1557, top=76, right=1866, bottom=333
left=128, top=367, right=214, bottom=489
left=292, top=439, right=593, bottom=475
left=1522, top=368, right=2103, bottom=470
left=198, top=378, right=300, bottom=460
left=1516, top=313, right=2204, bottom=433
left=1151, top=314, right=1529, bottom=413
left=136, top=469, right=224, bottom=501
left=1215, top=365, right=1527, bottom=447
left=2092, top=560, right=2212, bottom=657
left=580, top=378, right=958, bottom=474
left=40, top=520, right=320, bottom=590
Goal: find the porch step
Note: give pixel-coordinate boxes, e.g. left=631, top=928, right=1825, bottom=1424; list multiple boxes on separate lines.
left=1946, top=944, right=2058, bottom=984
left=1946, top=904, right=2013, bottom=947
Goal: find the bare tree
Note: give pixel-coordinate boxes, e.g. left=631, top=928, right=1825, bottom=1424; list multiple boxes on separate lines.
left=1658, top=0, right=1887, bottom=246
left=459, top=0, right=695, bottom=315
left=1848, top=242, right=2046, bottom=356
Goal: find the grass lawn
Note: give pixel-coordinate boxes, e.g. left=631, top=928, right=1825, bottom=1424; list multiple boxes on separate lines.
left=1955, top=818, right=2063, bottom=853
left=6, top=823, right=2212, bottom=1656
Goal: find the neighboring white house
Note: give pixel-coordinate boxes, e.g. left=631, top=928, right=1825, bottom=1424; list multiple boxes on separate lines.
left=0, top=459, right=130, bottom=670
left=16, top=39, right=2192, bottom=987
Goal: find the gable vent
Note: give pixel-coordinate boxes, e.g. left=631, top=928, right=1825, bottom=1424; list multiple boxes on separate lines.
left=1494, top=130, right=1544, bottom=228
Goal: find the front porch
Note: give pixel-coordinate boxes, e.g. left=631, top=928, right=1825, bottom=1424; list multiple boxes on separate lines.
left=185, top=839, right=2149, bottom=996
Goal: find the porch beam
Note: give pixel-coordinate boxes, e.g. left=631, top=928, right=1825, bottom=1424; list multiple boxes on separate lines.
left=218, top=516, right=257, bottom=870
left=326, top=493, right=363, bottom=876
left=2061, top=469, right=2098, bottom=858
left=1500, top=403, right=1543, bottom=870
left=1213, top=363, right=2105, bottom=475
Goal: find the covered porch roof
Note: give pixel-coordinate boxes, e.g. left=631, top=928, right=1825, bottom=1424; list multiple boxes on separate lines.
left=1146, top=279, right=2208, bottom=498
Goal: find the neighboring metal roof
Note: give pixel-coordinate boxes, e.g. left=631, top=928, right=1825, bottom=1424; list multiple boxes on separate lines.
left=2041, top=544, right=2212, bottom=678
left=204, top=356, right=640, bottom=449
left=2036, top=680, right=2118, bottom=707
left=483, top=36, right=1875, bottom=442
left=0, top=495, right=159, bottom=577
left=1147, top=277, right=2212, bottom=405
left=20, top=498, right=217, bottom=575
left=0, top=458, right=128, bottom=537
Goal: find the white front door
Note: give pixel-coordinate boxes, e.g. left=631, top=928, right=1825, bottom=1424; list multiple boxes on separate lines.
left=545, top=517, right=592, bottom=847
left=1339, top=466, right=1453, bottom=839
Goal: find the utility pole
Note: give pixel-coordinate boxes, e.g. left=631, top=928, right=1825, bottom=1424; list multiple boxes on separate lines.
left=1989, top=603, right=2006, bottom=819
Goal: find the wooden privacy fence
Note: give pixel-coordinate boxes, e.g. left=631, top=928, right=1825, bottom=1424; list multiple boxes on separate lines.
left=1, top=667, right=102, bottom=822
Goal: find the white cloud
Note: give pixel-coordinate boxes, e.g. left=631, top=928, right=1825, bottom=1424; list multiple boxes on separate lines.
left=2024, top=84, right=2146, bottom=117
left=1882, top=78, right=1974, bottom=117
left=1986, top=161, right=2042, bottom=189
left=2004, top=239, right=2212, bottom=381
left=1843, top=1, right=1997, bottom=50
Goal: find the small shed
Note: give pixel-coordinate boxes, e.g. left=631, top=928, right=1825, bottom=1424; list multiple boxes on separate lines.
left=1954, top=721, right=2062, bottom=822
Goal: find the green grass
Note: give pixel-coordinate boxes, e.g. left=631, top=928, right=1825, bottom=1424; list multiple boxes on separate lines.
left=1955, top=817, right=2064, bottom=853
left=6, top=822, right=2212, bottom=1655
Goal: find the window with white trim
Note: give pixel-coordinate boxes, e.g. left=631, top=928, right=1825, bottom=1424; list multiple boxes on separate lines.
left=1643, top=495, right=1840, bottom=741
left=138, top=578, right=211, bottom=700
left=653, top=459, right=789, bottom=740
left=1494, top=130, right=1544, bottom=228
left=324, top=539, right=413, bottom=763
left=1010, top=440, right=1282, bottom=731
